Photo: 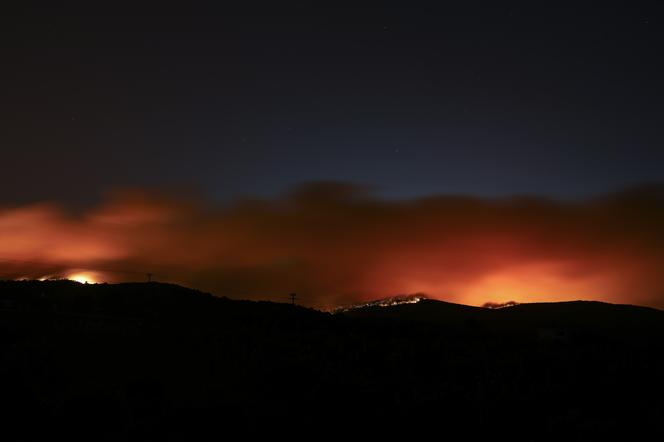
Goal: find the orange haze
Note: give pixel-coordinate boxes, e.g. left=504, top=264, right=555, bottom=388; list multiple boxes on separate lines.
left=1, top=182, right=663, bottom=309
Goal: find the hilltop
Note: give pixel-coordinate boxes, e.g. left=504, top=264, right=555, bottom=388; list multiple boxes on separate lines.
left=0, top=280, right=662, bottom=440
left=342, top=296, right=664, bottom=337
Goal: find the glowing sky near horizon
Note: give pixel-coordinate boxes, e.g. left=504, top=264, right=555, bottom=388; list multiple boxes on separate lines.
left=2, top=6, right=664, bottom=311
left=1, top=182, right=663, bottom=309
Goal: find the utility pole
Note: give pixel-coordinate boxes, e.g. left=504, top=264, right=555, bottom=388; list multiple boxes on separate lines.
left=289, top=293, right=297, bottom=306
left=147, top=273, right=153, bottom=282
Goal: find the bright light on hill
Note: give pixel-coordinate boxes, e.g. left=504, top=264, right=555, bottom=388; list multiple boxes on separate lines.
left=67, top=271, right=100, bottom=284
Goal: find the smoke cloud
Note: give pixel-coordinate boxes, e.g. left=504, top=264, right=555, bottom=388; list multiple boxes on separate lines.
left=1, top=182, right=663, bottom=309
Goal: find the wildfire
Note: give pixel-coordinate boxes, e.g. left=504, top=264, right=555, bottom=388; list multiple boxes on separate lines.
left=66, top=271, right=101, bottom=284
left=0, top=183, right=663, bottom=309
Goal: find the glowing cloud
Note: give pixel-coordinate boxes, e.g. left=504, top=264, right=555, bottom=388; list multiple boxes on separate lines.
left=66, top=271, right=103, bottom=284
left=0, top=183, right=663, bottom=309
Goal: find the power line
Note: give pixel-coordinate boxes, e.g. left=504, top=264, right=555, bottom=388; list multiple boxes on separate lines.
left=0, top=256, right=338, bottom=308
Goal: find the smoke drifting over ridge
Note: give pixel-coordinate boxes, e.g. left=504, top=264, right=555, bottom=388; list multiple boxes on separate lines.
left=1, top=182, right=663, bottom=309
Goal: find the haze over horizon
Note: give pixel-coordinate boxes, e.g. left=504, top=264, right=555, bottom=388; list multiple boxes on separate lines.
left=2, top=4, right=664, bottom=308
left=3, top=4, right=664, bottom=440
left=1, top=181, right=663, bottom=310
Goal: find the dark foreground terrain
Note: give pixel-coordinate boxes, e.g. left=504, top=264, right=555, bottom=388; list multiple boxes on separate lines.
left=0, top=280, right=662, bottom=440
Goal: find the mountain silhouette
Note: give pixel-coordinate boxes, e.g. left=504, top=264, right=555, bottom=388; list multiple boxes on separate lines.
left=0, top=280, right=662, bottom=440
left=343, top=297, right=664, bottom=336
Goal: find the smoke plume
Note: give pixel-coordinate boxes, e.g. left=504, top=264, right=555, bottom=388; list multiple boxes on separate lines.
left=1, top=182, right=663, bottom=309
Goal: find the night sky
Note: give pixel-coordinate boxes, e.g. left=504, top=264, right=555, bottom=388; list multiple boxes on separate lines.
left=2, top=3, right=663, bottom=204
left=1, top=4, right=664, bottom=308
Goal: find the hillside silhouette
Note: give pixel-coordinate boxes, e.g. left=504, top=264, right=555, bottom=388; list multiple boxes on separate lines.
left=344, top=297, right=664, bottom=336
left=0, top=280, right=662, bottom=440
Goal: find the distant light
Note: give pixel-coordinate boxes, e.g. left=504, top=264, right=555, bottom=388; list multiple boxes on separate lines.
left=67, top=271, right=100, bottom=284
left=483, top=300, right=520, bottom=309
left=334, top=294, right=427, bottom=313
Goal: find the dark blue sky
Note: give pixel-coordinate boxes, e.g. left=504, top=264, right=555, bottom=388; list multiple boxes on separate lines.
left=2, top=3, right=663, bottom=205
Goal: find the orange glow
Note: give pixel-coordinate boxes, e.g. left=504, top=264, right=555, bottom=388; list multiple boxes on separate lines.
left=67, top=271, right=102, bottom=284
left=434, top=262, right=614, bottom=306
left=0, top=183, right=663, bottom=309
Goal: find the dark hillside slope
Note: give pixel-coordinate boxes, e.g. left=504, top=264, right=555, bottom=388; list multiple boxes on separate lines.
left=344, top=298, right=664, bottom=338
left=0, top=280, right=662, bottom=440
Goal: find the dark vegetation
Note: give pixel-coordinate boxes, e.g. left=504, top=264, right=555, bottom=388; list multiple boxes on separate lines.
left=0, top=280, right=662, bottom=440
